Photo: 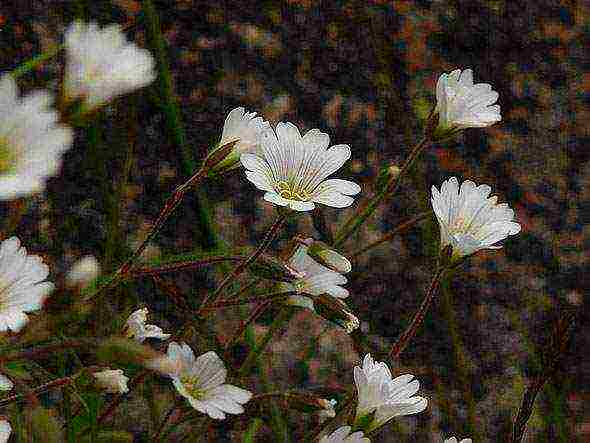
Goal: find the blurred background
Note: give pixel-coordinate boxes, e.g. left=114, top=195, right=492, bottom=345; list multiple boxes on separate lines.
left=0, top=0, right=587, bottom=441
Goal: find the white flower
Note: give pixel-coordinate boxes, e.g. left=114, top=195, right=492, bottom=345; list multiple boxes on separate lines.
left=240, top=122, right=361, bottom=211
left=0, top=237, right=54, bottom=332
left=64, top=21, right=156, bottom=110
left=0, top=374, right=13, bottom=391
left=354, top=354, right=427, bottom=431
left=431, top=177, right=521, bottom=259
left=435, top=68, right=501, bottom=134
left=320, top=426, right=370, bottom=443
left=93, top=369, right=129, bottom=394
left=281, top=243, right=349, bottom=311
left=0, top=420, right=10, bottom=443
left=0, top=75, right=73, bottom=200
left=444, top=437, right=472, bottom=443
left=124, top=308, right=170, bottom=343
left=166, top=342, right=252, bottom=419
left=65, top=255, right=100, bottom=288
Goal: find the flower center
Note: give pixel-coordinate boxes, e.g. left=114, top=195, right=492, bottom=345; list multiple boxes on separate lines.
left=0, top=137, right=17, bottom=174
left=180, top=375, right=204, bottom=399
left=277, top=180, right=311, bottom=202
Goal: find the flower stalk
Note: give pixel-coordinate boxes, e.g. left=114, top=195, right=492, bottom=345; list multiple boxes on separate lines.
left=388, top=266, right=446, bottom=360
left=334, top=137, right=430, bottom=247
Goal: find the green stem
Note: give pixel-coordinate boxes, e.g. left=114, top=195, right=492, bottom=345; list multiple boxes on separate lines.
left=10, top=45, right=62, bottom=79
left=334, top=137, right=429, bottom=247
left=141, top=0, right=218, bottom=249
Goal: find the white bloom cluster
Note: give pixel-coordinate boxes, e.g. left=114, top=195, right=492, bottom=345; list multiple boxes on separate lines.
left=0, top=237, right=54, bottom=332
left=0, top=75, right=73, bottom=200
left=241, top=122, right=361, bottom=211
left=354, top=354, right=427, bottom=431
left=64, top=21, right=156, bottom=110
left=431, top=177, right=521, bottom=259
left=166, top=342, right=252, bottom=419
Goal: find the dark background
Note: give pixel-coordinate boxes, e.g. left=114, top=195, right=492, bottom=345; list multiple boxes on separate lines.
left=0, top=0, right=587, bottom=441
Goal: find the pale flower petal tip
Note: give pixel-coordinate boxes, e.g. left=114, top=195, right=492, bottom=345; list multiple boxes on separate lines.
left=0, top=419, right=11, bottom=443
left=320, top=425, right=370, bottom=443
left=64, top=20, right=156, bottom=110
left=0, top=75, right=73, bottom=200
left=0, top=374, right=13, bottom=391
left=241, top=122, right=360, bottom=211
left=93, top=369, right=129, bottom=394
left=166, top=342, right=252, bottom=419
left=354, top=354, right=427, bottom=431
left=434, top=68, right=501, bottom=136
left=66, top=255, right=100, bottom=288
left=124, top=307, right=170, bottom=343
left=0, top=237, right=54, bottom=333
left=444, top=437, right=472, bottom=443
left=431, top=177, right=521, bottom=259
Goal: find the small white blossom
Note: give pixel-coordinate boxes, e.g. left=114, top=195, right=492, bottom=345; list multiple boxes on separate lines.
left=281, top=243, right=349, bottom=311
left=0, top=420, right=10, bottom=443
left=354, top=354, right=427, bottom=431
left=320, top=426, right=370, bottom=443
left=124, top=308, right=170, bottom=343
left=213, top=107, right=270, bottom=170
left=445, top=437, right=472, bottom=443
left=65, top=255, right=100, bottom=288
left=435, top=68, right=501, bottom=135
left=0, top=374, right=13, bottom=391
left=166, top=342, right=252, bottom=420
left=431, top=177, right=521, bottom=259
left=241, top=122, right=360, bottom=211
left=0, top=237, right=54, bottom=332
left=64, top=21, right=156, bottom=110
left=0, top=75, right=73, bottom=200
left=94, top=369, right=129, bottom=394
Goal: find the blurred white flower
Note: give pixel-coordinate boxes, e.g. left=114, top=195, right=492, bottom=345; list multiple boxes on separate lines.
left=94, top=369, right=129, bottom=394
left=0, top=420, right=10, bottom=443
left=435, top=68, right=501, bottom=136
left=320, top=426, right=370, bottom=443
left=444, top=437, right=472, bottom=443
left=65, top=255, right=100, bottom=288
left=281, top=243, right=349, bottom=312
left=0, top=237, right=54, bottom=332
left=166, top=342, right=252, bottom=419
left=0, top=374, right=13, bottom=391
left=213, top=107, right=270, bottom=170
left=354, top=354, right=427, bottom=432
left=64, top=21, right=156, bottom=110
left=241, top=122, right=360, bottom=211
left=431, top=177, right=521, bottom=259
left=0, top=75, right=73, bottom=200
left=124, top=307, right=170, bottom=343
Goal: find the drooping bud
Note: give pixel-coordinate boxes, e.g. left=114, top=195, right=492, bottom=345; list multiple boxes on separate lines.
left=282, top=393, right=337, bottom=416
left=93, top=369, right=129, bottom=394
left=247, top=253, right=305, bottom=283
left=305, top=240, right=352, bottom=274
left=313, top=294, right=360, bottom=333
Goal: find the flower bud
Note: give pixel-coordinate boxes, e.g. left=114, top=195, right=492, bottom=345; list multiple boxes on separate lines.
left=203, top=140, right=239, bottom=173
left=283, top=393, right=336, bottom=415
left=313, top=294, right=359, bottom=333
left=66, top=255, right=100, bottom=289
left=247, top=253, right=305, bottom=283
left=93, top=369, right=129, bottom=394
left=304, top=240, right=351, bottom=274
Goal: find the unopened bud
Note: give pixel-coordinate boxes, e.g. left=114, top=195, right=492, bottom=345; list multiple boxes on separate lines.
left=247, top=254, right=305, bottom=283
left=284, top=393, right=336, bottom=415
left=313, top=294, right=360, bottom=333
left=93, top=369, right=129, bottom=394
left=203, top=140, right=239, bottom=173
left=306, top=240, right=351, bottom=274
left=96, top=337, right=168, bottom=372
left=66, top=255, right=100, bottom=289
